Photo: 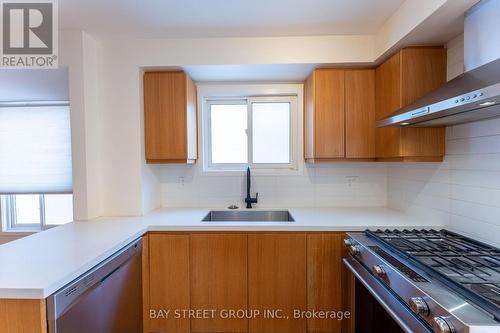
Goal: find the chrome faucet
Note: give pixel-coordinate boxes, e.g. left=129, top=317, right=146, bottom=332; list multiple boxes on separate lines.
left=245, top=166, right=258, bottom=209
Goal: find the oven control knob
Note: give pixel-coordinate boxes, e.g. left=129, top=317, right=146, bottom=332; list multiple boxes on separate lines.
left=431, top=317, right=455, bottom=333
left=372, top=265, right=386, bottom=277
left=348, top=245, right=361, bottom=256
left=409, top=297, right=429, bottom=317
left=343, top=238, right=354, bottom=247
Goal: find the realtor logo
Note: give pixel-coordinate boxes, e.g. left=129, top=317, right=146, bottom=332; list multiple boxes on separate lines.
left=1, top=0, right=58, bottom=68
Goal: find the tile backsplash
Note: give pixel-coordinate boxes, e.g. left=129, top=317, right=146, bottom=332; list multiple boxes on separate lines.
left=157, top=117, right=500, bottom=246
left=158, top=163, right=387, bottom=208
left=388, top=117, right=500, bottom=246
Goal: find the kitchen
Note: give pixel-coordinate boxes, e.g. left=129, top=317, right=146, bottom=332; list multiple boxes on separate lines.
left=0, top=0, right=499, bottom=332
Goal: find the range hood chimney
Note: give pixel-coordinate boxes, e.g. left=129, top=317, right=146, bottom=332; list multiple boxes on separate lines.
left=378, top=0, right=500, bottom=128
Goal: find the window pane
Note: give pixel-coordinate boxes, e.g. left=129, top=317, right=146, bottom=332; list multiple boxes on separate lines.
left=15, top=195, right=40, bottom=224
left=44, top=194, right=73, bottom=225
left=252, top=102, right=290, bottom=164
left=210, top=104, right=248, bottom=164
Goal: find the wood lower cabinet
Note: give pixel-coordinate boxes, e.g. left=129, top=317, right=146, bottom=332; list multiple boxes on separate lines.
left=248, top=233, right=307, bottom=333
left=375, top=47, right=447, bottom=161
left=146, top=233, right=190, bottom=333
left=190, top=234, right=248, bottom=333
left=144, top=232, right=351, bottom=333
left=307, top=233, right=352, bottom=333
left=0, top=299, right=47, bottom=333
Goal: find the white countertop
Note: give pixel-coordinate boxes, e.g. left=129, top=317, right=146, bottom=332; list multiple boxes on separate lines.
left=0, top=207, right=444, bottom=299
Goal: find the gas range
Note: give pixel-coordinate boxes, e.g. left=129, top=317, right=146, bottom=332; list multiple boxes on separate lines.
left=344, top=229, right=500, bottom=333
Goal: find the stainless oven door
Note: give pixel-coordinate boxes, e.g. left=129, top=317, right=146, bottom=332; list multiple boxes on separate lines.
left=343, top=257, right=433, bottom=333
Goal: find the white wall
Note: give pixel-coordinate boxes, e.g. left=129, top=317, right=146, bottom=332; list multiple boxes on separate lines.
left=375, top=0, right=447, bottom=57
left=388, top=119, right=500, bottom=246
left=0, top=68, right=69, bottom=102
left=446, top=34, right=464, bottom=80
left=387, top=36, right=500, bottom=246
left=96, top=35, right=382, bottom=216
left=59, top=31, right=102, bottom=220
left=159, top=164, right=387, bottom=209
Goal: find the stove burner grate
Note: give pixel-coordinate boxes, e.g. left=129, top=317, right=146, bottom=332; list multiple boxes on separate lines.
left=366, top=228, right=500, bottom=321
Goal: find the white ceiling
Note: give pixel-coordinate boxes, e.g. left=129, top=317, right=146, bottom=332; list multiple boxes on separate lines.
left=184, top=64, right=317, bottom=82
left=59, top=0, right=405, bottom=39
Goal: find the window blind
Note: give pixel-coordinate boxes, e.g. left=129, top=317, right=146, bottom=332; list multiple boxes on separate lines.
left=0, top=105, right=72, bottom=194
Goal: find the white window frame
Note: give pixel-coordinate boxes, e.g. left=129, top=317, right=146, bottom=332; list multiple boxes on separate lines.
left=0, top=194, right=72, bottom=232
left=199, top=83, right=303, bottom=175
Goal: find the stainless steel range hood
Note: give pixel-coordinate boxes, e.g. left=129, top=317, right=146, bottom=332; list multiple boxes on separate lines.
left=378, top=0, right=500, bottom=128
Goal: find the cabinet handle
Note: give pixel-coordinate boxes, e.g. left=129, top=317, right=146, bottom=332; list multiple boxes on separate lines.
left=411, top=108, right=430, bottom=117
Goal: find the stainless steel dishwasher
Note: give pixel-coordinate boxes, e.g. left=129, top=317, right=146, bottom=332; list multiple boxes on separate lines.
left=47, top=238, right=142, bottom=333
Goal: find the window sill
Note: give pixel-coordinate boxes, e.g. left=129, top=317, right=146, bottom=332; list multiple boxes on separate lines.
left=201, top=167, right=303, bottom=177
left=1, top=229, right=39, bottom=234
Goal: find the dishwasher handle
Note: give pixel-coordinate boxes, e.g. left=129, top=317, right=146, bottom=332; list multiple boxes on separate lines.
left=51, top=264, right=124, bottom=321
left=100, top=265, right=122, bottom=283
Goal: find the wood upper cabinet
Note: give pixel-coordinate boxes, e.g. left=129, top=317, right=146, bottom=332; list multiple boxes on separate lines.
left=375, top=53, right=401, bottom=121
left=304, top=68, right=375, bottom=162
left=248, top=233, right=307, bottom=333
left=375, top=47, right=447, bottom=161
left=305, top=69, right=345, bottom=161
left=345, top=70, right=376, bottom=159
left=144, top=71, right=197, bottom=164
left=190, top=234, right=248, bottom=333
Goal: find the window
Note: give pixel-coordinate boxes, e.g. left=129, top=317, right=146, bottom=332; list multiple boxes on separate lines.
left=252, top=102, right=290, bottom=164
left=0, top=103, right=73, bottom=231
left=210, top=102, right=248, bottom=164
left=205, top=96, right=298, bottom=172
left=1, top=194, right=73, bottom=231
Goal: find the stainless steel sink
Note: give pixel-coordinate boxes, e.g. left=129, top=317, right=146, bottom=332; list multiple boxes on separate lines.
left=202, top=210, right=295, bottom=222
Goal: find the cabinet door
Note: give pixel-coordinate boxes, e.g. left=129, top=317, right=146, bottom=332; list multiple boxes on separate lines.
left=248, top=233, right=307, bottom=333
left=400, top=47, right=447, bottom=107
left=307, top=234, right=343, bottom=333
left=375, top=53, right=401, bottom=120
left=148, top=234, right=190, bottom=333
left=313, top=69, right=345, bottom=159
left=375, top=47, right=446, bottom=160
left=345, top=70, right=375, bottom=158
left=144, top=71, right=197, bottom=163
left=307, top=233, right=355, bottom=333
left=0, top=299, right=46, bottom=333
left=190, top=234, right=248, bottom=333
left=375, top=52, right=402, bottom=158
left=401, top=127, right=445, bottom=158
left=399, top=47, right=447, bottom=159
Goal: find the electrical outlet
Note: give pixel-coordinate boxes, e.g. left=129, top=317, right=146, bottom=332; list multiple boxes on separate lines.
left=346, top=176, right=359, bottom=187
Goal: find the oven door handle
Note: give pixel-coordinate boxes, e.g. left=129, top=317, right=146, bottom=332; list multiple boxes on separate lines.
left=343, top=258, right=433, bottom=333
